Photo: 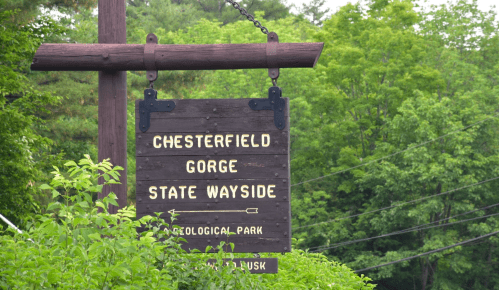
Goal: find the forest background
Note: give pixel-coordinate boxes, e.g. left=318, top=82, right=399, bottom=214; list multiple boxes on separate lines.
left=1, top=0, right=499, bottom=289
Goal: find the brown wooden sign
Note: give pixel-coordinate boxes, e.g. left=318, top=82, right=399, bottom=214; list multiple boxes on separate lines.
left=206, top=258, right=278, bottom=274
left=136, top=98, right=291, bottom=253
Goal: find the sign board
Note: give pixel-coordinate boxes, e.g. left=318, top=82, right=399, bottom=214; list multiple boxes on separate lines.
left=135, top=98, right=291, bottom=253
left=206, top=258, right=278, bottom=274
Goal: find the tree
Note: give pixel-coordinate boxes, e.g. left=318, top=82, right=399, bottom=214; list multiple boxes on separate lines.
left=0, top=8, right=64, bottom=226
left=287, top=0, right=499, bottom=289
left=299, top=0, right=331, bottom=26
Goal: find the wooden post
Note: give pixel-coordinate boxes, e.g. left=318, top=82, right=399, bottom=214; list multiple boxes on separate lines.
left=98, top=0, right=127, bottom=213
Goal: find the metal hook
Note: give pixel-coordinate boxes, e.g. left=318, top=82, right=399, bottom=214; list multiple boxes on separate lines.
left=149, top=80, right=154, bottom=89
left=272, top=78, right=277, bottom=86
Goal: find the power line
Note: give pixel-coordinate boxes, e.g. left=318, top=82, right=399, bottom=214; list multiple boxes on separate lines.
left=310, top=212, right=499, bottom=252
left=309, top=202, right=499, bottom=251
left=0, top=213, right=34, bottom=243
left=292, top=175, right=499, bottom=230
left=291, top=113, right=498, bottom=187
left=354, top=230, right=499, bottom=273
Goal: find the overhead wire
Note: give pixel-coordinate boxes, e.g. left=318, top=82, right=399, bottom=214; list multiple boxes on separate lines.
left=293, top=175, right=499, bottom=230
left=310, top=211, right=499, bottom=252
left=354, top=230, right=499, bottom=273
left=291, top=112, right=498, bottom=188
left=308, top=201, right=499, bottom=251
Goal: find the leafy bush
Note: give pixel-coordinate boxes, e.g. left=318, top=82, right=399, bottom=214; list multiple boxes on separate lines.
left=0, top=156, right=375, bottom=289
left=259, top=250, right=375, bottom=289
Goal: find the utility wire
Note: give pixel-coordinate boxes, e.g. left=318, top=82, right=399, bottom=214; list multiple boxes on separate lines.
left=354, top=230, right=499, bottom=273
left=309, top=202, right=499, bottom=251
left=0, top=213, right=34, bottom=243
left=310, top=212, right=499, bottom=252
left=291, top=113, right=498, bottom=188
left=293, top=175, right=499, bottom=230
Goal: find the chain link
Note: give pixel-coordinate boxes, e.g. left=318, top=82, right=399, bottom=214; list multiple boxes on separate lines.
left=226, top=0, right=269, bottom=35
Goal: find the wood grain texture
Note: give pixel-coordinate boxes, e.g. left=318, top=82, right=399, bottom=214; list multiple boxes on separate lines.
left=136, top=116, right=289, bottom=134
left=135, top=99, right=289, bottom=119
left=183, top=236, right=291, bottom=253
left=31, top=42, right=324, bottom=71
left=135, top=98, right=291, bottom=252
left=97, top=0, right=127, bottom=213
left=136, top=231, right=291, bottom=253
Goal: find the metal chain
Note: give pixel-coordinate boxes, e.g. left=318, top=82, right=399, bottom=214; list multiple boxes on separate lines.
left=226, top=0, right=269, bottom=34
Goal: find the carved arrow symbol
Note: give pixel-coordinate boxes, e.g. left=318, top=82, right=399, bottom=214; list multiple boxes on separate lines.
left=168, top=208, right=258, bottom=215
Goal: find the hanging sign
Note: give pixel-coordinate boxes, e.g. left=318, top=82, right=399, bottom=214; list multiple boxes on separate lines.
left=135, top=97, right=291, bottom=253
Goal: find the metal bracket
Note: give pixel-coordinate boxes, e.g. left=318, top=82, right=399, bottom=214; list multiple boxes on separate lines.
left=139, top=88, right=175, bottom=132
left=267, top=32, right=279, bottom=84
left=248, top=86, right=285, bottom=130
left=144, top=33, right=158, bottom=82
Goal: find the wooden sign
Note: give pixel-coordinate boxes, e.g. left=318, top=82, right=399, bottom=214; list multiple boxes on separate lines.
left=206, top=258, right=278, bottom=274
left=136, top=98, right=291, bottom=253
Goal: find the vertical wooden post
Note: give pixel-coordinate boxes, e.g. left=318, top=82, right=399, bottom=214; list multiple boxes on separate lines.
left=98, top=0, right=127, bottom=213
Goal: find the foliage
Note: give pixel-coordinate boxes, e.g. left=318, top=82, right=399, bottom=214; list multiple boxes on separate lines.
left=126, top=0, right=289, bottom=43
left=0, top=156, right=375, bottom=289
left=0, top=156, right=257, bottom=289
left=0, top=8, right=64, bottom=226
left=297, top=0, right=331, bottom=26
left=259, top=248, right=375, bottom=289
left=287, top=0, right=499, bottom=289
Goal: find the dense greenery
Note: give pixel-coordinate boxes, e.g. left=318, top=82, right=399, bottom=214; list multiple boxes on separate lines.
left=0, top=156, right=374, bottom=289
left=2, top=0, right=499, bottom=288
left=0, top=8, right=66, bottom=226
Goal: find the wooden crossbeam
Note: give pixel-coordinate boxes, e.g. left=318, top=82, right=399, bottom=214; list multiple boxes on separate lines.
left=30, top=43, right=324, bottom=71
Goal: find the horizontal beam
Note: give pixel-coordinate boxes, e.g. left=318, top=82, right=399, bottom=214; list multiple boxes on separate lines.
left=30, top=42, right=324, bottom=71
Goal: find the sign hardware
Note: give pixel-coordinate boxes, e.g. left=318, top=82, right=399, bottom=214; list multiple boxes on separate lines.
left=248, top=32, right=285, bottom=130
left=139, top=86, right=176, bottom=133
left=144, top=33, right=158, bottom=87
left=249, top=86, right=285, bottom=130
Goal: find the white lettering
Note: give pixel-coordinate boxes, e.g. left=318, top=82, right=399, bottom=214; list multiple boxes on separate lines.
left=149, top=186, right=157, bottom=199
left=262, top=134, right=270, bottom=147
left=188, top=186, right=197, bottom=199
left=205, top=135, right=213, bottom=148
left=220, top=186, right=229, bottom=198
left=160, top=186, right=167, bottom=199
left=163, top=135, right=173, bottom=148
left=207, top=186, right=218, bottom=198
left=241, top=134, right=249, bottom=147
left=251, top=134, right=259, bottom=147
left=268, top=185, right=276, bottom=198
left=186, top=160, right=195, bottom=173
left=153, top=136, right=161, bottom=148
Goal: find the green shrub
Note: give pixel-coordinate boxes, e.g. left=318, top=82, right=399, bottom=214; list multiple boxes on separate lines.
left=259, top=250, right=375, bottom=289
left=0, top=156, right=375, bottom=289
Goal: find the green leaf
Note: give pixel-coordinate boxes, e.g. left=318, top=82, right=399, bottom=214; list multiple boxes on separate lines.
left=39, top=184, right=52, bottom=190
left=52, top=190, right=60, bottom=198
left=64, top=160, right=77, bottom=167
left=47, top=202, right=60, bottom=211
